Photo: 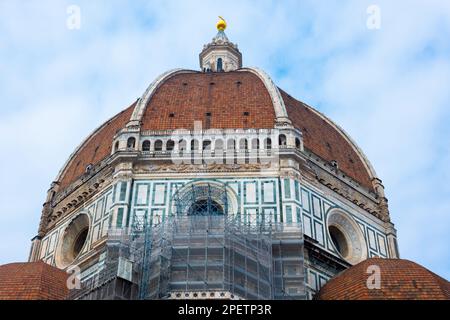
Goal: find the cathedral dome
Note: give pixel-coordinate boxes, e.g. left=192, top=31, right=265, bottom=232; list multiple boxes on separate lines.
left=29, top=18, right=410, bottom=302
left=316, top=258, right=450, bottom=300
left=56, top=69, right=377, bottom=194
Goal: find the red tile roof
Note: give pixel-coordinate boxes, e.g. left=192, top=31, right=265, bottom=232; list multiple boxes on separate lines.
left=58, top=103, right=135, bottom=189
left=0, top=262, right=69, bottom=300
left=56, top=70, right=375, bottom=192
left=281, top=90, right=373, bottom=190
left=316, top=258, right=450, bottom=300
left=141, top=71, right=276, bottom=130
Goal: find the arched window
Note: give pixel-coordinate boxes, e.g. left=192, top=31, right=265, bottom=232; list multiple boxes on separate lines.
left=264, top=138, right=272, bottom=149
left=114, top=141, right=119, bottom=152
left=154, top=140, right=163, bottom=151
left=166, top=140, right=175, bottom=151
left=203, top=140, right=212, bottom=150
left=188, top=199, right=224, bottom=216
left=179, top=139, right=187, bottom=151
left=127, top=137, right=136, bottom=149
left=217, top=58, right=223, bottom=72
left=295, top=138, right=301, bottom=149
left=142, top=140, right=151, bottom=151
left=279, top=134, right=287, bottom=147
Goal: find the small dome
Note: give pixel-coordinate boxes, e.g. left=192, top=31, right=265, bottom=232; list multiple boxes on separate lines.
left=0, top=262, right=69, bottom=300
left=316, top=258, right=450, bottom=300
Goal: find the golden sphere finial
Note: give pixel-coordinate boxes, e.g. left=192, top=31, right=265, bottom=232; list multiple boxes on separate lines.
left=216, top=16, right=227, bottom=31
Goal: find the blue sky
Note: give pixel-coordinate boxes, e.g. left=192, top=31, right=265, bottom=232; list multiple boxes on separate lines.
left=0, top=0, right=449, bottom=279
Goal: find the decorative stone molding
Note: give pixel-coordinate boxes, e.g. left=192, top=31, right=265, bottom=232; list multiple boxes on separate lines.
left=327, top=210, right=368, bottom=265
left=280, top=169, right=301, bottom=181
left=53, top=158, right=112, bottom=205
left=134, top=162, right=273, bottom=174
left=307, top=158, right=388, bottom=222
left=54, top=213, right=91, bottom=269
left=46, top=171, right=112, bottom=231
left=28, top=236, right=42, bottom=262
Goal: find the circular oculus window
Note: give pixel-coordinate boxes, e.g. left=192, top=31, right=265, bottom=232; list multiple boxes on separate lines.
left=55, top=213, right=90, bottom=268
left=327, top=210, right=367, bottom=265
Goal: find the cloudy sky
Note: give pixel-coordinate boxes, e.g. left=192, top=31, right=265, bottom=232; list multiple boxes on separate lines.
left=0, top=0, right=449, bottom=279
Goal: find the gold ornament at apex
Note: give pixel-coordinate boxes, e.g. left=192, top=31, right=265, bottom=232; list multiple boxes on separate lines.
left=216, top=16, right=227, bottom=31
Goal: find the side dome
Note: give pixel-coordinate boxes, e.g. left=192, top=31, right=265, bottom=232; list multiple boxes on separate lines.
left=316, top=258, right=450, bottom=300
left=0, top=262, right=69, bottom=300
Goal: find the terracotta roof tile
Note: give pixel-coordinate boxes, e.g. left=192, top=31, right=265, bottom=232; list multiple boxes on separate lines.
left=316, top=258, right=450, bottom=300
left=58, top=103, right=135, bottom=189
left=281, top=90, right=373, bottom=190
left=141, top=71, right=276, bottom=130
left=0, top=262, right=69, bottom=300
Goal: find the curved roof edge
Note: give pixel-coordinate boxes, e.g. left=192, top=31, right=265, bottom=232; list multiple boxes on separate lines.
left=128, top=69, right=198, bottom=126
left=240, top=67, right=291, bottom=125
left=54, top=103, right=136, bottom=186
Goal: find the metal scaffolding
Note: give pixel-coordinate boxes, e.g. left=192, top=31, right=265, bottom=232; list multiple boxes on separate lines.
left=131, top=214, right=274, bottom=300
left=69, top=183, right=306, bottom=300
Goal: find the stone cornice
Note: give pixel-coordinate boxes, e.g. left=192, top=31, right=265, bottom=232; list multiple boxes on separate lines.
left=45, top=168, right=114, bottom=232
